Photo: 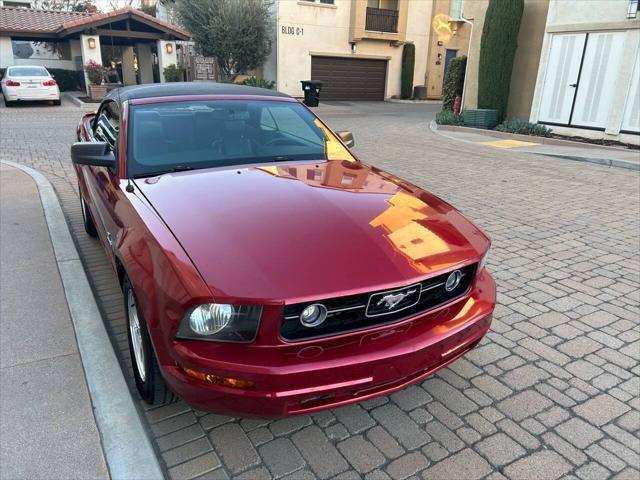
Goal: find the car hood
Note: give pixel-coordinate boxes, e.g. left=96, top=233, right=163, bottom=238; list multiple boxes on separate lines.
left=134, top=160, right=489, bottom=303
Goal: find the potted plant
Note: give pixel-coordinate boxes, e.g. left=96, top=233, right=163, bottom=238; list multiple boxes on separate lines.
left=84, top=60, right=107, bottom=100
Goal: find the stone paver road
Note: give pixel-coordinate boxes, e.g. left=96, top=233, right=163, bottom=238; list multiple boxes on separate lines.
left=1, top=98, right=638, bottom=480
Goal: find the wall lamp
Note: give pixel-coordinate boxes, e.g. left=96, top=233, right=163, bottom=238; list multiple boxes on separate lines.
left=88, top=37, right=96, bottom=49
left=166, top=43, right=174, bottom=54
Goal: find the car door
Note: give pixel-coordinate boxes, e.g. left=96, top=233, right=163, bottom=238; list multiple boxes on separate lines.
left=83, top=100, right=122, bottom=260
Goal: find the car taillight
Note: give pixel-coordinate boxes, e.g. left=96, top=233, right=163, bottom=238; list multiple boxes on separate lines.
left=42, top=80, right=56, bottom=86
left=5, top=80, right=20, bottom=86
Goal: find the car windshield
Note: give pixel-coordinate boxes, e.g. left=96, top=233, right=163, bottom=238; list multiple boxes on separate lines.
left=8, top=67, right=49, bottom=77
left=128, top=99, right=355, bottom=177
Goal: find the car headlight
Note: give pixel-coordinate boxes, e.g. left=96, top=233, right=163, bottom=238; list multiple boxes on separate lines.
left=177, top=304, right=262, bottom=343
left=479, top=248, right=490, bottom=271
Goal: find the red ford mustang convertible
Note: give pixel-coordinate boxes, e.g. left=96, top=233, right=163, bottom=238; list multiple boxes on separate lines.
left=72, top=83, right=496, bottom=418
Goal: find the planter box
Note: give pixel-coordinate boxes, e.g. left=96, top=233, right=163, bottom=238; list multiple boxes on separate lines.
left=463, top=109, right=498, bottom=128
left=88, top=84, right=107, bottom=101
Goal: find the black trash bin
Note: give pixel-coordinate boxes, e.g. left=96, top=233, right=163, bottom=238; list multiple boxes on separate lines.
left=301, top=80, right=323, bottom=107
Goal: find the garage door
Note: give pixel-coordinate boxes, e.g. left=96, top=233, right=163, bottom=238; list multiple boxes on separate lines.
left=311, top=56, right=387, bottom=101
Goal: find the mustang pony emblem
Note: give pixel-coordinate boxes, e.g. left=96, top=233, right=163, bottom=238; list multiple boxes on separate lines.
left=377, top=289, right=418, bottom=310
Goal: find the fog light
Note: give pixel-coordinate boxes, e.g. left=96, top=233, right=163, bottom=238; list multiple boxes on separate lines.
left=181, top=366, right=255, bottom=389
left=445, top=270, right=462, bottom=292
left=300, top=303, right=328, bottom=327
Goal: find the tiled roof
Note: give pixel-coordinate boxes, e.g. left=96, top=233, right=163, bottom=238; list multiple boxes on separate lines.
left=60, top=7, right=191, bottom=39
left=0, top=6, right=90, bottom=34
left=0, top=6, right=190, bottom=39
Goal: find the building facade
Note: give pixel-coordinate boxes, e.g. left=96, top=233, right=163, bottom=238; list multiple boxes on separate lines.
left=425, top=0, right=550, bottom=121
left=529, top=0, right=640, bottom=142
left=265, top=0, right=433, bottom=100
left=0, top=6, right=190, bottom=92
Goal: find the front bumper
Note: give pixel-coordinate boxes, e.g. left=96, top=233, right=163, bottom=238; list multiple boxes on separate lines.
left=162, top=269, right=496, bottom=418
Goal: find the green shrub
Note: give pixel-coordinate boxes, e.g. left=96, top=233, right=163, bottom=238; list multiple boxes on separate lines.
left=436, top=110, right=464, bottom=126
left=401, top=43, right=415, bottom=99
left=477, top=0, right=524, bottom=122
left=163, top=64, right=183, bottom=82
left=495, top=119, right=552, bottom=137
left=241, top=76, right=275, bottom=89
left=0, top=68, right=5, bottom=79
left=48, top=68, right=85, bottom=92
left=442, top=56, right=466, bottom=112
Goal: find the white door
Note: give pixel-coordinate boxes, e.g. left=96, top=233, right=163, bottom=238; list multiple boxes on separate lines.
left=571, top=32, right=626, bottom=128
left=538, top=33, right=587, bottom=124
left=621, top=54, right=640, bottom=133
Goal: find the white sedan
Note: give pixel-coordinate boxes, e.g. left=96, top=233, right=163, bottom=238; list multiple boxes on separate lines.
left=1, top=66, right=61, bottom=107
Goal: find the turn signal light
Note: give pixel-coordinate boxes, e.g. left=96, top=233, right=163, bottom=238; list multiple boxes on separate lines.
left=181, top=366, right=255, bottom=389
left=5, top=80, right=20, bottom=86
left=42, top=80, right=57, bottom=86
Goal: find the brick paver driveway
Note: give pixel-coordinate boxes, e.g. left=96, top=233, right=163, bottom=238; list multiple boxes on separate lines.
left=1, top=98, right=638, bottom=480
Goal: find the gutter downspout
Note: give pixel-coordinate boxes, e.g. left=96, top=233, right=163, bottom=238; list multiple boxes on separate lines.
left=459, top=14, right=474, bottom=111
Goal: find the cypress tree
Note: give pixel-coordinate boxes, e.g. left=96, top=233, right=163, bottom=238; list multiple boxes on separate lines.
left=477, top=0, right=524, bottom=121
left=442, top=55, right=467, bottom=111
left=401, top=43, right=415, bottom=99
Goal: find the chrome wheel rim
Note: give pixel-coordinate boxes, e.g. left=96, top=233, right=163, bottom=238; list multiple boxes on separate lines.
left=128, top=289, right=146, bottom=382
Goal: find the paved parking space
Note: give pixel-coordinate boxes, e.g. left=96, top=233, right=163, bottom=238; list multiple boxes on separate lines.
left=1, top=99, right=638, bottom=480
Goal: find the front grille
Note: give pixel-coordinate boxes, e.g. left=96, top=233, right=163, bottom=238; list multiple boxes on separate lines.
left=280, top=263, right=477, bottom=342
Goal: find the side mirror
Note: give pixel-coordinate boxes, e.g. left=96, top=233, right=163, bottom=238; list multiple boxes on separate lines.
left=71, top=142, right=116, bottom=168
left=337, top=131, right=355, bottom=148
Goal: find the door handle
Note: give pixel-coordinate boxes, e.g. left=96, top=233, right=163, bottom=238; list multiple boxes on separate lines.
left=569, top=83, right=578, bottom=87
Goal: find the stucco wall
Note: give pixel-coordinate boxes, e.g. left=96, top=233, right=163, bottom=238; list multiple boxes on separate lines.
left=529, top=0, right=640, bottom=141
left=506, top=0, right=549, bottom=120
left=425, top=0, right=473, bottom=99
left=547, top=0, right=634, bottom=26
left=276, top=0, right=431, bottom=98
left=0, top=36, right=12, bottom=68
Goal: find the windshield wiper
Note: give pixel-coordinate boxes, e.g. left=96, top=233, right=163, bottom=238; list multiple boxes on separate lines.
left=134, top=165, right=193, bottom=178
left=272, top=156, right=295, bottom=162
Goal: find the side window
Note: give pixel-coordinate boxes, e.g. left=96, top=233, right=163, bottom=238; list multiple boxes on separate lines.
left=94, top=101, right=120, bottom=152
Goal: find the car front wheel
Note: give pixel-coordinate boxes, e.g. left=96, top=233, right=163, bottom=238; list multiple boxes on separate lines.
left=124, top=275, right=175, bottom=406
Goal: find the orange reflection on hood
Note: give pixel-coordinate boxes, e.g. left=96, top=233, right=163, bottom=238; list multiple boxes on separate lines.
left=370, top=191, right=451, bottom=272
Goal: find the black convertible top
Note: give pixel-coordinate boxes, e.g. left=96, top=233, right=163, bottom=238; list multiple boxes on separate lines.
left=104, top=81, right=290, bottom=104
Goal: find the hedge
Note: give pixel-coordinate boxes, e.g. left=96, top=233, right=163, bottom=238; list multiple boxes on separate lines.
left=401, top=43, right=415, bottom=99
left=442, top=55, right=466, bottom=112
left=0, top=67, right=84, bottom=91
left=477, top=0, right=524, bottom=122
left=48, top=68, right=86, bottom=91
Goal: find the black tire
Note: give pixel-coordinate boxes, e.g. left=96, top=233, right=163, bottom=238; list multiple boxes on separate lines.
left=53, top=99, right=61, bottom=106
left=3, top=98, right=13, bottom=107
left=79, top=187, right=98, bottom=237
left=124, top=275, right=176, bottom=406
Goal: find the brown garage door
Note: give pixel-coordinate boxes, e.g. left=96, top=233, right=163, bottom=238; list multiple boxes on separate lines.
left=311, top=56, right=387, bottom=101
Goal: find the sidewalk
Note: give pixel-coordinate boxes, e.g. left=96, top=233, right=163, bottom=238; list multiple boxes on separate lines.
left=0, top=164, right=109, bottom=479
left=432, top=123, right=640, bottom=170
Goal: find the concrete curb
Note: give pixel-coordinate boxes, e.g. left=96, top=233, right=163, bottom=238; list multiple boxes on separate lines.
left=62, top=92, right=85, bottom=108
left=386, top=98, right=441, bottom=104
left=430, top=121, right=640, bottom=171
left=1, top=161, right=164, bottom=480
